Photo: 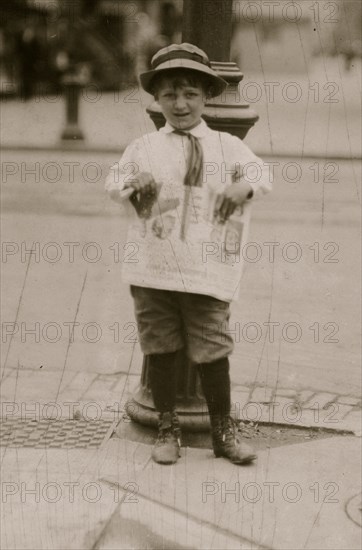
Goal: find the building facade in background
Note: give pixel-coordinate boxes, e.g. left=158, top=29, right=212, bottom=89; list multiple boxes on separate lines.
left=1, top=0, right=360, bottom=98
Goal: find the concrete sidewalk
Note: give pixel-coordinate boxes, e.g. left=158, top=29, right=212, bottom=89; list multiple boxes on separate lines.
left=1, top=433, right=361, bottom=549
left=1, top=56, right=361, bottom=158
left=1, top=343, right=361, bottom=547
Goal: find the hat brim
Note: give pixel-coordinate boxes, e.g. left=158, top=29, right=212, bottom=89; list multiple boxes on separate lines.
left=140, top=59, right=227, bottom=98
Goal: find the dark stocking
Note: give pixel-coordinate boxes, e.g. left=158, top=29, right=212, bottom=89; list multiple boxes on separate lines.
left=197, top=357, right=231, bottom=418
left=148, top=352, right=178, bottom=413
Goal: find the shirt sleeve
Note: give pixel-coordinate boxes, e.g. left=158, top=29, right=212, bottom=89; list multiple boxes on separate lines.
left=104, top=139, right=142, bottom=193
left=226, top=134, right=273, bottom=199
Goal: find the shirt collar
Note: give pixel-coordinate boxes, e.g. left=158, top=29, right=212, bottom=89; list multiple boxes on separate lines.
left=161, top=119, right=209, bottom=138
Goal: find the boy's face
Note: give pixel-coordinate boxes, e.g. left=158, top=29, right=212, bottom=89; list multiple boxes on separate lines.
left=156, top=78, right=206, bottom=131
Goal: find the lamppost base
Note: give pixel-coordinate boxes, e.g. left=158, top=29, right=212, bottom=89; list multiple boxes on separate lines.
left=125, top=388, right=240, bottom=433
left=61, top=77, right=86, bottom=141
left=124, top=352, right=210, bottom=432
left=61, top=125, right=85, bottom=140
left=125, top=396, right=211, bottom=432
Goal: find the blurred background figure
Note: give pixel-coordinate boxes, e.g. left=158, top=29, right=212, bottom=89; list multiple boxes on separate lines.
left=16, top=21, right=41, bottom=100
left=159, top=1, right=181, bottom=44
left=134, top=12, right=166, bottom=77
left=0, top=24, right=15, bottom=97
left=134, top=2, right=181, bottom=77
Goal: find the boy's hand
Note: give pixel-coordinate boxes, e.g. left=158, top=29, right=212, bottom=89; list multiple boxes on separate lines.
left=125, top=171, right=158, bottom=195
left=126, top=172, right=159, bottom=219
left=214, top=181, right=253, bottom=223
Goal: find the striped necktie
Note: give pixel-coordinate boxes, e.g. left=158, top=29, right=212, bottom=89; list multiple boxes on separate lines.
left=173, top=130, right=203, bottom=239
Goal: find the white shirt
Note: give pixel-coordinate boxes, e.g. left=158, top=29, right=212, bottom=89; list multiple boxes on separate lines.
left=105, top=120, right=272, bottom=301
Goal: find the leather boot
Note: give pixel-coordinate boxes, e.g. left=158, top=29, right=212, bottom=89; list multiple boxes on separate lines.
left=211, top=415, right=256, bottom=464
left=151, top=411, right=181, bottom=465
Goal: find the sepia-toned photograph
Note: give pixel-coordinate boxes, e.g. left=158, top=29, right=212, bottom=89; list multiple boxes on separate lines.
left=1, top=1, right=361, bottom=548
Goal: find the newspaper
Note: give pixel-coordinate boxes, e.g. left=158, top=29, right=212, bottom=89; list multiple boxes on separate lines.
left=122, top=184, right=252, bottom=302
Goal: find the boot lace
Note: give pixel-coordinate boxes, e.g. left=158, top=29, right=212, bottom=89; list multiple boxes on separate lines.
left=156, top=412, right=181, bottom=447
left=221, top=415, right=236, bottom=442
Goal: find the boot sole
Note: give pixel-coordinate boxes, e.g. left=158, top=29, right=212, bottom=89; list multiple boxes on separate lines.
left=214, top=451, right=257, bottom=464
left=151, top=450, right=181, bottom=465
left=152, top=456, right=180, bottom=465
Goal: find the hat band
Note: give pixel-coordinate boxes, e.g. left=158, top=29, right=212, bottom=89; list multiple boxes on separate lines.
left=152, top=50, right=211, bottom=70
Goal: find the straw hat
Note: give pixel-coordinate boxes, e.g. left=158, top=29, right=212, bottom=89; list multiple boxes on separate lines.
left=140, top=43, right=227, bottom=98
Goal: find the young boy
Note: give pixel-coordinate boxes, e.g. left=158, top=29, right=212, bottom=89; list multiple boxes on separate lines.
left=106, top=43, right=272, bottom=465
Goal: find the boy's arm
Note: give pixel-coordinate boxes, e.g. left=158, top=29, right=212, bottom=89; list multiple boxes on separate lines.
left=214, top=136, right=272, bottom=221
left=108, top=188, right=132, bottom=204
left=107, top=173, right=157, bottom=204
left=214, top=180, right=253, bottom=223
left=105, top=140, right=157, bottom=203
left=105, top=145, right=134, bottom=202
left=236, top=140, right=273, bottom=199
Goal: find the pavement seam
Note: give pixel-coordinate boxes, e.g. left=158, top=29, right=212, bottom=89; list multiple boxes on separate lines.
left=96, top=477, right=270, bottom=550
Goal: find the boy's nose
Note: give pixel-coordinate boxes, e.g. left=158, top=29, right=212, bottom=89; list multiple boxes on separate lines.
left=174, top=95, right=187, bottom=111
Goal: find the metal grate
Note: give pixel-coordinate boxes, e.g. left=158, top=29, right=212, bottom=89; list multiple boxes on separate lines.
left=0, top=418, right=115, bottom=449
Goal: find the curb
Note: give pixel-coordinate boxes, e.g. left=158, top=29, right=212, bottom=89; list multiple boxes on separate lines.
left=230, top=386, right=361, bottom=436
left=1, top=142, right=361, bottom=161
